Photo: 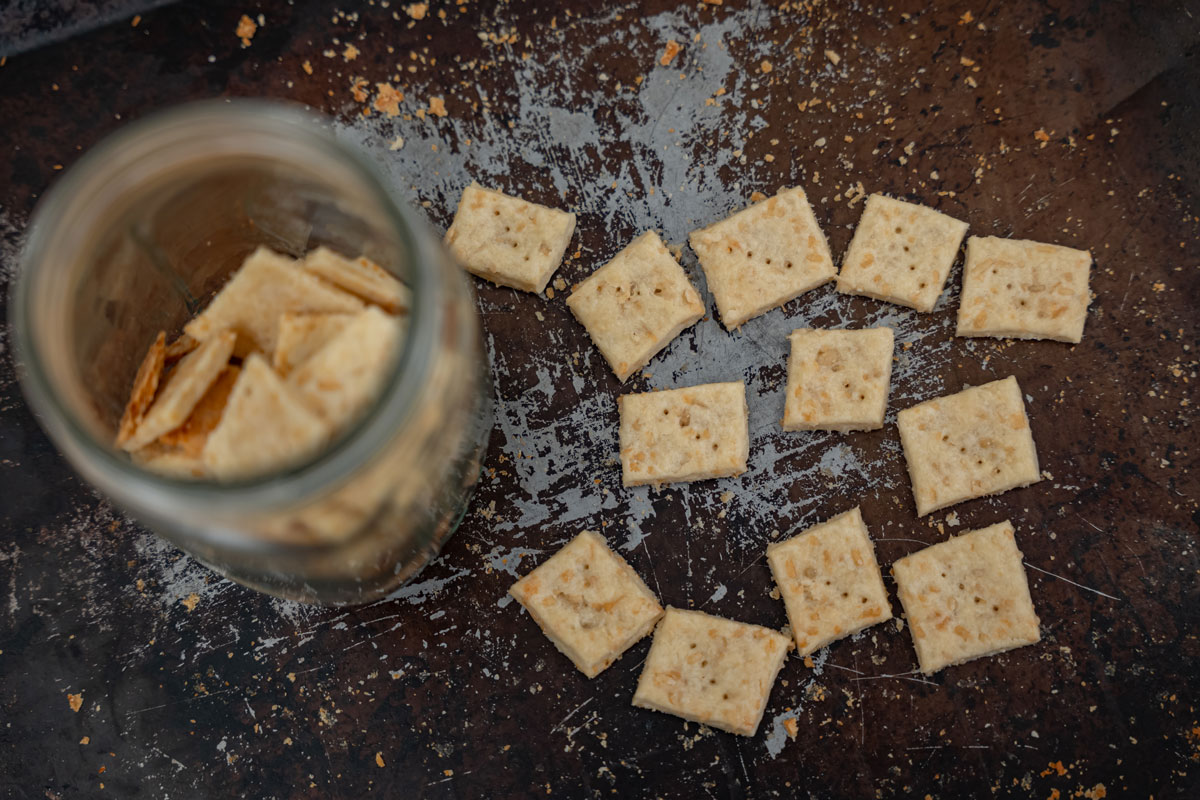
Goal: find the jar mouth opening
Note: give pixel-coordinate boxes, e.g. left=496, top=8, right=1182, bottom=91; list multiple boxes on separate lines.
left=11, top=100, right=442, bottom=520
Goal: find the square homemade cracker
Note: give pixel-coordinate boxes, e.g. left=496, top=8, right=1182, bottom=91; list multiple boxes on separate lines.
left=202, top=354, right=331, bottom=481
left=301, top=246, right=410, bottom=314
left=897, top=376, right=1040, bottom=516
left=891, top=520, right=1041, bottom=674
left=566, top=231, right=705, bottom=382
left=444, top=182, right=576, bottom=293
left=836, top=194, right=969, bottom=312
left=766, top=507, right=892, bottom=656
left=116, top=331, right=166, bottom=448
left=509, top=530, right=664, bottom=678
left=956, top=236, right=1092, bottom=343
left=121, top=330, right=237, bottom=452
left=688, top=187, right=836, bottom=329
left=782, top=328, right=894, bottom=432
left=158, top=365, right=241, bottom=459
left=618, top=381, right=748, bottom=487
left=288, top=307, right=402, bottom=427
left=272, top=312, right=354, bottom=376
left=184, top=247, right=364, bottom=356
left=632, top=607, right=791, bottom=736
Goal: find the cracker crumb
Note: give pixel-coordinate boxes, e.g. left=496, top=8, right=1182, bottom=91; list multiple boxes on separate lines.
left=302, top=60, right=313, bottom=75
left=342, top=44, right=359, bottom=61
left=235, top=14, right=257, bottom=46
left=760, top=60, right=773, bottom=74
left=660, top=40, right=682, bottom=67
left=181, top=593, right=200, bottom=612
left=131, top=15, right=141, bottom=27
left=406, top=3, right=428, bottom=19
left=389, top=136, right=405, bottom=151
left=68, top=692, right=84, bottom=712
left=374, top=83, right=404, bottom=116
left=960, top=56, right=976, bottom=67
left=782, top=716, right=799, bottom=739
left=375, top=752, right=385, bottom=767
left=429, top=96, right=448, bottom=117
left=960, top=10, right=974, bottom=24
left=350, top=77, right=369, bottom=103
left=80, top=736, right=90, bottom=744
left=824, top=49, right=840, bottom=65
left=749, top=191, right=767, bottom=203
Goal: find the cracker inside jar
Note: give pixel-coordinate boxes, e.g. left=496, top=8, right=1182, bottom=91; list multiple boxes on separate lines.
left=116, top=246, right=409, bottom=482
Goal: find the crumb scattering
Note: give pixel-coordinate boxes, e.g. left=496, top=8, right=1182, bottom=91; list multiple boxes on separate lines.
left=660, top=40, right=682, bottom=67
left=235, top=14, right=257, bottom=46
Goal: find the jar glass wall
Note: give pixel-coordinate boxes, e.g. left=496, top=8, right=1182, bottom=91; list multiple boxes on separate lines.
left=11, top=101, right=492, bottom=605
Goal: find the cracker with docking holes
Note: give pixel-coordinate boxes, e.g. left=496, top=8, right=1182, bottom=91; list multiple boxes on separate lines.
left=509, top=530, right=664, bottom=678
left=689, top=187, right=835, bottom=329
left=202, top=354, right=331, bottom=481
left=836, top=194, right=968, bottom=312
left=956, top=236, right=1092, bottom=343
left=632, top=607, right=791, bottom=736
left=897, top=376, right=1040, bottom=516
left=444, top=182, right=576, bottom=293
left=301, top=246, right=411, bottom=314
left=567, top=231, right=705, bottom=382
left=121, top=330, right=237, bottom=452
left=782, top=327, right=894, bottom=432
left=891, top=520, right=1041, bottom=674
left=184, top=247, right=364, bottom=356
left=766, top=507, right=892, bottom=656
left=618, top=381, right=748, bottom=487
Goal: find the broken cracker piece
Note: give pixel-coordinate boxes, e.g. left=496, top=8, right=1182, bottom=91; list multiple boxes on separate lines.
left=301, top=246, right=410, bottom=314
left=892, top=520, right=1041, bottom=674
left=116, top=331, right=166, bottom=448
left=202, top=354, right=331, bottom=481
left=566, top=231, right=705, bottom=382
left=783, top=328, right=894, bottom=432
left=510, top=530, right=664, bottom=678
left=122, top=331, right=237, bottom=452
left=689, top=186, right=835, bottom=328
left=163, top=333, right=199, bottom=362
left=273, top=312, right=355, bottom=376
left=766, top=507, right=892, bottom=656
left=837, top=194, right=968, bottom=312
left=632, top=607, right=791, bottom=736
left=618, top=381, right=749, bottom=487
left=288, top=307, right=402, bottom=428
left=956, top=236, right=1092, bottom=343
left=897, top=376, right=1040, bottom=516
left=444, top=183, right=576, bottom=293
left=184, top=247, right=364, bottom=356
left=158, top=365, right=241, bottom=459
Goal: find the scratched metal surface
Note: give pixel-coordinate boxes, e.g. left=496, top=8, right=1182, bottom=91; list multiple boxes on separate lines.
left=1, top=1, right=1198, bottom=797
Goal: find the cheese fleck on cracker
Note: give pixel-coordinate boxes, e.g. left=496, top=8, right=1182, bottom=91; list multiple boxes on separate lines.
left=510, top=531, right=663, bottom=678
left=783, top=328, right=894, bottom=432
left=897, top=376, right=1040, bottom=516
left=689, top=187, right=835, bottom=329
left=633, top=607, right=791, bottom=736
left=892, top=520, right=1041, bottom=674
left=837, top=194, right=968, bottom=312
left=444, top=182, right=576, bottom=293
left=956, top=236, right=1092, bottom=343
left=767, top=507, right=892, bottom=656
left=619, top=381, right=749, bottom=487
left=567, top=231, right=705, bottom=382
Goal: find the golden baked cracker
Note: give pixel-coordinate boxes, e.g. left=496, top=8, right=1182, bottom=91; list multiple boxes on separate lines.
left=272, top=312, right=355, bottom=377
left=836, top=194, right=969, bottom=312
left=618, top=381, right=748, bottom=487
left=158, top=365, right=241, bottom=458
left=444, top=182, right=576, bottom=293
left=288, top=307, right=402, bottom=428
left=766, top=507, right=892, bottom=656
left=689, top=187, right=835, bottom=329
left=121, top=330, right=237, bottom=452
left=897, top=376, right=1041, bottom=516
left=164, top=333, right=199, bottom=362
left=510, top=531, right=664, bottom=678
left=566, top=231, right=705, bottom=382
left=184, top=247, right=364, bottom=356
left=892, top=520, right=1041, bottom=674
left=301, top=246, right=410, bottom=314
left=782, top=328, right=894, bottom=432
left=116, top=331, right=166, bottom=448
left=632, top=607, right=791, bottom=736
left=956, top=236, right=1092, bottom=343
left=202, top=354, right=331, bottom=481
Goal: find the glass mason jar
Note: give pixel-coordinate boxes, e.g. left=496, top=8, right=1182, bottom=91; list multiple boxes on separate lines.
left=11, top=101, right=492, bottom=605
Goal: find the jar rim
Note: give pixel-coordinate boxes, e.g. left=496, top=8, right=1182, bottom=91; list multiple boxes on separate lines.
left=10, top=100, right=443, bottom=546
